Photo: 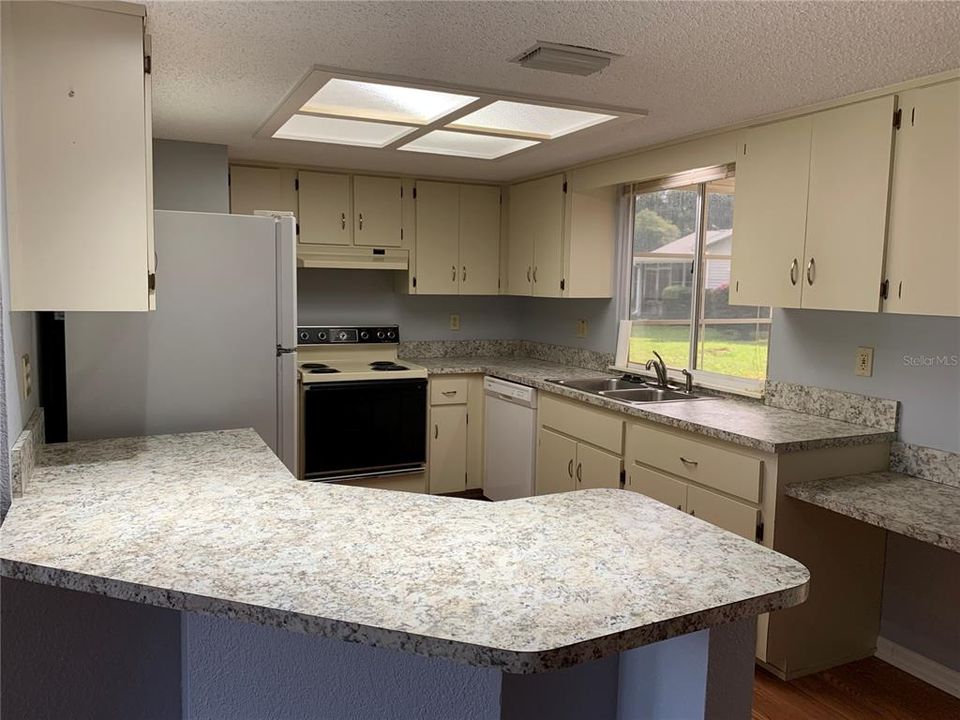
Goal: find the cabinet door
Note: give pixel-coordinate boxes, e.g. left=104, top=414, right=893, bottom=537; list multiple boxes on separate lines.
left=802, top=96, right=896, bottom=312
left=429, top=405, right=467, bottom=494
left=459, top=185, right=501, bottom=295
left=536, top=428, right=577, bottom=495
left=532, top=175, right=566, bottom=298
left=415, top=181, right=460, bottom=294
left=729, top=117, right=812, bottom=308
left=230, top=166, right=298, bottom=216
left=354, top=176, right=402, bottom=248
left=298, top=171, right=351, bottom=246
left=627, top=464, right=687, bottom=512
left=686, top=485, right=759, bottom=541
left=575, top=443, right=621, bottom=490
left=884, top=80, right=960, bottom=317
left=4, top=1, right=153, bottom=311
left=507, top=181, right=535, bottom=295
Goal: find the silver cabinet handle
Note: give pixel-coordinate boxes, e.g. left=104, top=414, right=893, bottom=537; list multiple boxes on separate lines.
left=806, top=257, right=815, bottom=286
left=568, top=459, right=574, bottom=478
left=679, top=456, right=698, bottom=467
left=533, top=266, right=538, bottom=283
left=789, top=258, right=799, bottom=286
left=434, top=424, right=439, bottom=440
left=358, top=213, right=364, bottom=231
left=451, top=265, right=457, bottom=282
left=576, top=462, right=583, bottom=483
left=462, top=266, right=466, bottom=282
left=527, top=266, right=531, bottom=282
left=340, top=212, right=346, bottom=230
left=441, top=390, right=457, bottom=397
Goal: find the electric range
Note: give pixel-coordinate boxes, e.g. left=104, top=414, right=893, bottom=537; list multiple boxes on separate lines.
left=297, top=325, right=428, bottom=482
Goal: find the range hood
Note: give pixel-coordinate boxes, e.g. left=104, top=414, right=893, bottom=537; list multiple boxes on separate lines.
left=297, top=245, right=409, bottom=271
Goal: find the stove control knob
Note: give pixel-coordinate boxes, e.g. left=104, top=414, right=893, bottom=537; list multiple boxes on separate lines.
left=360, top=331, right=370, bottom=340
left=377, top=330, right=386, bottom=340
left=299, top=331, right=309, bottom=342
left=387, top=330, right=396, bottom=340
left=337, top=331, right=348, bottom=342
left=318, top=331, right=327, bottom=341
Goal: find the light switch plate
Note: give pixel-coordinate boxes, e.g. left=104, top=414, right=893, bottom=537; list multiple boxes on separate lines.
left=449, top=314, right=461, bottom=331
left=855, top=346, right=874, bottom=377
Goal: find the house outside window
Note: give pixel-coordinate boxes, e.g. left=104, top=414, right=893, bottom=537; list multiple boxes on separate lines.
left=621, top=164, right=771, bottom=394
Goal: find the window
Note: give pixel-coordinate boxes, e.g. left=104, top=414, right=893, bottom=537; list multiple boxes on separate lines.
left=622, top=165, right=771, bottom=392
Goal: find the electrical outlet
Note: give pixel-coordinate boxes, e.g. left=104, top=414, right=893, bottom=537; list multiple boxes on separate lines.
left=21, top=354, right=32, bottom=399
left=855, top=346, right=874, bottom=377
left=575, top=319, right=588, bottom=338
left=449, top=314, right=460, bottom=331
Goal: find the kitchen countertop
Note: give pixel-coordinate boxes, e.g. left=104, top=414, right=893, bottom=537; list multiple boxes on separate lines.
left=409, top=356, right=896, bottom=454
left=786, top=472, right=960, bottom=553
left=0, top=429, right=809, bottom=674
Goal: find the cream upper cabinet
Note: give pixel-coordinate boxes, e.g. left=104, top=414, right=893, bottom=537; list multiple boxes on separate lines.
left=2, top=1, right=154, bottom=311
left=883, top=80, right=960, bottom=317
left=297, top=171, right=351, bottom=246
left=413, top=182, right=500, bottom=295
left=415, top=181, right=460, bottom=294
left=353, top=176, right=402, bottom=248
left=230, top=166, right=298, bottom=216
left=729, top=117, right=812, bottom=309
left=429, top=404, right=468, bottom=495
left=536, top=428, right=577, bottom=495
left=507, top=174, right=617, bottom=298
left=507, top=180, right=536, bottom=294
left=458, top=185, right=501, bottom=295
left=802, top=95, right=896, bottom=312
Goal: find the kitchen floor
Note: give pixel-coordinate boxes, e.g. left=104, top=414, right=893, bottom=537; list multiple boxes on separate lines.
left=753, top=657, right=960, bottom=719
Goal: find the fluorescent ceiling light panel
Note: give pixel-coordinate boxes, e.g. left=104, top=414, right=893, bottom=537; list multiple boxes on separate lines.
left=398, top=130, right=539, bottom=159
left=272, top=114, right=415, bottom=147
left=300, top=79, right=478, bottom=124
left=449, top=101, right=617, bottom=140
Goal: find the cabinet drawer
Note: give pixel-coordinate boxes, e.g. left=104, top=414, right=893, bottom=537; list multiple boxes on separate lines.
left=626, top=424, right=762, bottom=503
left=430, top=378, right=469, bottom=405
left=627, top=464, right=687, bottom=512
left=539, top=394, right=623, bottom=454
left=686, top=485, right=760, bottom=541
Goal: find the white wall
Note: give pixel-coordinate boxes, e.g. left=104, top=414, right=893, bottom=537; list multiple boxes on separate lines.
left=768, top=308, right=960, bottom=672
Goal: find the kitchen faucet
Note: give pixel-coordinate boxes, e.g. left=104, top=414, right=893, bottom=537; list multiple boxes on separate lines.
left=645, top=351, right=695, bottom=393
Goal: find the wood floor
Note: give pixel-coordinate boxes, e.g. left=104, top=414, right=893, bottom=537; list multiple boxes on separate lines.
left=752, top=658, right=960, bottom=719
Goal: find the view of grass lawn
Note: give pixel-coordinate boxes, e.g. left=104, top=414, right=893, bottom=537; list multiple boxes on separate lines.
left=629, top=324, right=769, bottom=381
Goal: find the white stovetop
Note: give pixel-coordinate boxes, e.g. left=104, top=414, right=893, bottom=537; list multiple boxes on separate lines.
left=299, top=358, right=428, bottom=383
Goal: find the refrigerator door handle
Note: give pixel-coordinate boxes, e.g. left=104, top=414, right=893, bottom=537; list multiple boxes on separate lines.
left=277, top=346, right=296, bottom=355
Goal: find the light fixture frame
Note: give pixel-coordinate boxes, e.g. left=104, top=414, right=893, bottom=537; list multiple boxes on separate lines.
left=257, top=65, right=647, bottom=161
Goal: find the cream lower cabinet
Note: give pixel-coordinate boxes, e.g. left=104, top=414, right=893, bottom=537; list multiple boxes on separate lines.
left=535, top=395, right=623, bottom=495
left=3, top=1, right=155, bottom=311
left=428, top=376, right=484, bottom=494
left=624, top=417, right=891, bottom=680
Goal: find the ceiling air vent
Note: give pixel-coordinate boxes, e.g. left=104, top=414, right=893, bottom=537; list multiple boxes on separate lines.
left=511, top=42, right=620, bottom=76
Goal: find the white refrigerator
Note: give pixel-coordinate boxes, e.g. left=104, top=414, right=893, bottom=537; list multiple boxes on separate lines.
left=65, top=210, right=298, bottom=471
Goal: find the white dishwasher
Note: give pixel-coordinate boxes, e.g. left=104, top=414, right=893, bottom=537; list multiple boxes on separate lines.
left=483, top=376, right=538, bottom=501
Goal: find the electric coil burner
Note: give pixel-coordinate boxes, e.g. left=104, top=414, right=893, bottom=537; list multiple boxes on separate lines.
left=297, top=326, right=428, bottom=482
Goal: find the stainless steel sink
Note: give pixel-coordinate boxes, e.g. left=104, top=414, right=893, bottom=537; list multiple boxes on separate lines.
left=599, top=388, right=696, bottom=403
left=547, top=377, right=648, bottom=393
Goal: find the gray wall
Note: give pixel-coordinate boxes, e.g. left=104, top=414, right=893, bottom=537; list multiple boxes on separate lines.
left=153, top=139, right=229, bottom=213
left=768, top=308, right=960, bottom=671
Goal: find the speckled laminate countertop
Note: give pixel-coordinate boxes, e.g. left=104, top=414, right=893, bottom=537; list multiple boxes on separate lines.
left=0, top=429, right=809, bottom=673
left=409, top=357, right=896, bottom=454
left=786, top=472, right=960, bottom=552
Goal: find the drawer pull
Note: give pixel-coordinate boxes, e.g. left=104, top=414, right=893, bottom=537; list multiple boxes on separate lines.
left=568, top=459, right=574, bottom=478
left=679, top=456, right=699, bottom=467
left=441, top=390, right=458, bottom=397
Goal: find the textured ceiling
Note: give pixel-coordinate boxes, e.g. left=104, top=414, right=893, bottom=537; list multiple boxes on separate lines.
left=146, top=1, right=960, bottom=182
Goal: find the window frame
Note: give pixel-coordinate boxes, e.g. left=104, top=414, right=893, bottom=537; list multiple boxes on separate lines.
left=616, top=163, right=770, bottom=397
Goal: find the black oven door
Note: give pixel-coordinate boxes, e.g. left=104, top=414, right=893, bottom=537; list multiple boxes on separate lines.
left=302, top=379, right=427, bottom=481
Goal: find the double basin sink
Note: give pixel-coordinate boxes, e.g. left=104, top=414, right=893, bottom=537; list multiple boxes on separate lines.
left=546, top=376, right=702, bottom=405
